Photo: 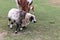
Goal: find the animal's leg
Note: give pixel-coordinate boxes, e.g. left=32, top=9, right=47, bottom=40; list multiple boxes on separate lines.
left=9, top=22, right=14, bottom=29
left=8, top=18, right=12, bottom=29
left=15, top=23, right=20, bottom=34
left=8, top=18, right=14, bottom=29
left=19, top=24, right=23, bottom=31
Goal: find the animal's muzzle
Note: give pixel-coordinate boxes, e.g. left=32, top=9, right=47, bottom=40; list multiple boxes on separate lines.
left=33, top=21, right=36, bottom=23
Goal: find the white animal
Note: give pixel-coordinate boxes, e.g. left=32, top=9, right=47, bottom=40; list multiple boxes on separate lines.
left=8, top=8, right=36, bottom=33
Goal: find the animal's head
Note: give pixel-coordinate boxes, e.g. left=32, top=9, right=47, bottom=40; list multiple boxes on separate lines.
left=26, top=13, right=36, bottom=23
left=29, top=15, right=36, bottom=23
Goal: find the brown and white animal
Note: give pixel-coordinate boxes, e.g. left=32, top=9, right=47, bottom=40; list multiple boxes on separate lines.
left=15, top=0, right=34, bottom=13
left=8, top=8, right=36, bottom=33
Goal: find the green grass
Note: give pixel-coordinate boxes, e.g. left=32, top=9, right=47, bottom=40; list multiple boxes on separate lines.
left=0, top=0, right=60, bottom=40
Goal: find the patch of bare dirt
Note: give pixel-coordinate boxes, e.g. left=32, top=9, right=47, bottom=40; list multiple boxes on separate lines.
left=49, top=0, right=60, bottom=6
left=0, top=31, right=7, bottom=40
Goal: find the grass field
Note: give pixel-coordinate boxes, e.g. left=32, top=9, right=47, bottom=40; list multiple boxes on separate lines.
left=0, top=0, right=60, bottom=40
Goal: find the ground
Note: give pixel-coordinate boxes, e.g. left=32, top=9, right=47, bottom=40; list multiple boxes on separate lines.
left=50, top=0, right=60, bottom=5
left=0, top=0, right=60, bottom=40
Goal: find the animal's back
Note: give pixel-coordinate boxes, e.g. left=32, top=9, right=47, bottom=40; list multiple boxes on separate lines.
left=8, top=8, right=20, bottom=20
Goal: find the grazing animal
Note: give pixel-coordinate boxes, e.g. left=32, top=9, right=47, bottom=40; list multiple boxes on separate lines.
left=8, top=8, right=36, bottom=33
left=15, top=0, right=34, bottom=13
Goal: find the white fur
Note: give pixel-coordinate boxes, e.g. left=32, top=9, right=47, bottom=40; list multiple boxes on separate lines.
left=8, top=8, right=36, bottom=28
left=8, top=8, right=20, bottom=23
left=27, top=0, right=33, bottom=4
left=8, top=8, right=20, bottom=28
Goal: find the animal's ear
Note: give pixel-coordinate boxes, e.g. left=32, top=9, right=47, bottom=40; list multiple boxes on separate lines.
left=29, top=16, right=34, bottom=21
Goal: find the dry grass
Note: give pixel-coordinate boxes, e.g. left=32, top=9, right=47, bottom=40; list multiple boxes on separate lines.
left=49, top=0, right=60, bottom=6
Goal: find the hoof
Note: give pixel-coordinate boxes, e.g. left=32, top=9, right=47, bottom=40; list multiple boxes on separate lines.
left=15, top=31, right=18, bottom=34
left=23, top=26, right=27, bottom=30
left=20, top=28, right=23, bottom=31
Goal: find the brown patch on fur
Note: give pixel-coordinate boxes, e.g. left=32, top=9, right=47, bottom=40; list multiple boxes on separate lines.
left=17, top=0, right=34, bottom=12
left=18, top=0, right=30, bottom=12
